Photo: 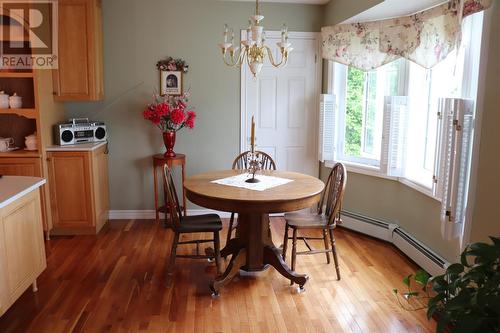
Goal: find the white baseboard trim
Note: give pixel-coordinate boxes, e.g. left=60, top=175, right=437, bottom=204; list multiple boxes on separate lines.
left=340, top=210, right=449, bottom=276
left=108, top=209, right=285, bottom=220
left=108, top=210, right=157, bottom=220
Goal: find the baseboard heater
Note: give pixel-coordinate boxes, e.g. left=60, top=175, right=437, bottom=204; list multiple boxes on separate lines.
left=341, top=210, right=449, bottom=276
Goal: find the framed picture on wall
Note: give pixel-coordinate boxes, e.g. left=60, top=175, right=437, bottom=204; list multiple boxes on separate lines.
left=160, top=70, right=182, bottom=96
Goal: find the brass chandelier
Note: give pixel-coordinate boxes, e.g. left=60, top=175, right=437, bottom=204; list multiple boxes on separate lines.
left=218, top=0, right=292, bottom=77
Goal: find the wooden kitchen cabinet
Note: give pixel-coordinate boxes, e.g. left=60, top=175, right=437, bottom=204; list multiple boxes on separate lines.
left=0, top=157, right=50, bottom=232
left=53, top=0, right=104, bottom=101
left=0, top=188, right=46, bottom=317
left=47, top=144, right=109, bottom=234
left=0, top=157, right=41, bottom=177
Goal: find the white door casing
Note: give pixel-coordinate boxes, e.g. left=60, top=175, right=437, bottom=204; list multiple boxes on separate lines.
left=241, top=31, right=321, bottom=177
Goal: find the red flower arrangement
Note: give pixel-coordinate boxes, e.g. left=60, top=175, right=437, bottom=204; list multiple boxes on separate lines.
left=143, top=92, right=196, bottom=132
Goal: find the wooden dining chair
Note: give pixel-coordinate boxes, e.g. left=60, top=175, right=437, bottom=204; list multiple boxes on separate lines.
left=282, top=162, right=347, bottom=282
left=226, top=150, right=277, bottom=245
left=163, top=164, right=223, bottom=280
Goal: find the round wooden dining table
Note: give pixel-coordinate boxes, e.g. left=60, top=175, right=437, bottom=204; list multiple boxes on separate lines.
left=184, top=169, right=325, bottom=295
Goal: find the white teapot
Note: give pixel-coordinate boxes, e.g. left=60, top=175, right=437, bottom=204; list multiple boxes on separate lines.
left=25, top=133, right=37, bottom=151
left=0, top=91, right=9, bottom=109
left=9, top=92, right=22, bottom=109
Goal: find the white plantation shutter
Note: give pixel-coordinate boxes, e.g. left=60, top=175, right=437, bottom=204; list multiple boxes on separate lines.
left=454, top=111, right=473, bottom=225
left=381, top=96, right=409, bottom=176
left=434, top=98, right=474, bottom=239
left=319, top=94, right=336, bottom=162
left=432, top=100, right=448, bottom=199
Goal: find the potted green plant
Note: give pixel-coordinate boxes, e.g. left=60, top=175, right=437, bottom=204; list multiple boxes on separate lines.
left=393, top=236, right=500, bottom=333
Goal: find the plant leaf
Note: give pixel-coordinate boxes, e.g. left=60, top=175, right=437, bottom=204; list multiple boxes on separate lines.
left=402, top=274, right=412, bottom=287
left=489, top=236, right=500, bottom=247
left=415, top=270, right=430, bottom=285
left=427, top=293, right=446, bottom=319
left=430, top=275, right=449, bottom=291
left=461, top=249, right=470, bottom=267
left=427, top=303, right=438, bottom=320
left=446, top=263, right=464, bottom=275
left=467, top=242, right=497, bottom=261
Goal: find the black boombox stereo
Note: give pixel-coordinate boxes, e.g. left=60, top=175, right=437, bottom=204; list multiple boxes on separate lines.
left=54, top=118, right=107, bottom=146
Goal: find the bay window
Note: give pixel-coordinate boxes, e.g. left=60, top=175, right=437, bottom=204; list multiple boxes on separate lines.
left=324, top=12, right=484, bottom=199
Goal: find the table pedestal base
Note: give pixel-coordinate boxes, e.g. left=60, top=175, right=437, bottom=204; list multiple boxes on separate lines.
left=240, top=264, right=270, bottom=277
left=210, top=213, right=308, bottom=295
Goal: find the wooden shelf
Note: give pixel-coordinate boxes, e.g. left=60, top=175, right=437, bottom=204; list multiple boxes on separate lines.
left=0, top=108, right=37, bottom=119
left=0, top=150, right=41, bottom=158
left=0, top=72, right=34, bottom=78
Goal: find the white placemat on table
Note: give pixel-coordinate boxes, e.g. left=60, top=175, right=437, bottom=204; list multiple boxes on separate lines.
left=211, top=173, right=293, bottom=191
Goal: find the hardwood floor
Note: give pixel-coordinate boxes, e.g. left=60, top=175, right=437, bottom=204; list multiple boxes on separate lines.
left=0, top=218, right=436, bottom=333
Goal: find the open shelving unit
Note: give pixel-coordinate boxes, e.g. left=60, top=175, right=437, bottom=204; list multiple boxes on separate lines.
left=0, top=108, right=37, bottom=119
left=0, top=71, right=39, bottom=151
left=0, top=149, right=41, bottom=158
left=0, top=31, right=66, bottom=234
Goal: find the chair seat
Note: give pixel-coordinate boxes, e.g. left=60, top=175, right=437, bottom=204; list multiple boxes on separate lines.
left=284, top=212, right=334, bottom=229
left=177, top=214, right=223, bottom=232
left=182, top=214, right=221, bottom=224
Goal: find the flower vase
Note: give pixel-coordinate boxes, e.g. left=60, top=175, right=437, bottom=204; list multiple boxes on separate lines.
left=163, top=131, right=176, bottom=158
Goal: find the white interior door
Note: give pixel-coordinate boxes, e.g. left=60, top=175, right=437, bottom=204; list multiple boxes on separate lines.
left=241, top=32, right=321, bottom=177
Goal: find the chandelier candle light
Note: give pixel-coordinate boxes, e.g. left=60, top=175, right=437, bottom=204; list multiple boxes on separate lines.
left=219, top=0, right=292, bottom=77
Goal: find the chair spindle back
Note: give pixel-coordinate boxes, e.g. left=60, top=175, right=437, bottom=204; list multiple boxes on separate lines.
left=163, top=164, right=183, bottom=229
left=318, top=162, right=347, bottom=226
left=232, top=150, right=277, bottom=171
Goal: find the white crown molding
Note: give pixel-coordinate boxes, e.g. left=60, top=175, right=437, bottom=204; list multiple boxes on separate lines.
left=342, top=0, right=447, bottom=24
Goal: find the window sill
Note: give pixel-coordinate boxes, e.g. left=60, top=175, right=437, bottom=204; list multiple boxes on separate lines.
left=323, top=161, right=441, bottom=202
left=398, top=178, right=441, bottom=202
left=325, top=160, right=398, bottom=181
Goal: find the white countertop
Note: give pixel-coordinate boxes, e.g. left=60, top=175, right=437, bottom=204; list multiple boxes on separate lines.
left=46, top=141, right=107, bottom=152
left=0, top=176, right=46, bottom=209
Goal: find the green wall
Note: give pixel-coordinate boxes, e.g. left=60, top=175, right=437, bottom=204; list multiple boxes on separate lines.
left=65, top=0, right=323, bottom=211
left=323, top=0, right=383, bottom=25
left=319, top=165, right=460, bottom=261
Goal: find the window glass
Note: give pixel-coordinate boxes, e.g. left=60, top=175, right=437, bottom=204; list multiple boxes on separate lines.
left=341, top=59, right=403, bottom=166
left=406, top=45, right=466, bottom=188
left=344, top=66, right=364, bottom=157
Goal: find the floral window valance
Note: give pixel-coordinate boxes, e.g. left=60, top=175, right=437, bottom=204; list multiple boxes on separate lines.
left=321, top=0, right=491, bottom=71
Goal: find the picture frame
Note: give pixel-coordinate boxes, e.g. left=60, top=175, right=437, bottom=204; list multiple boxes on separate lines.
left=161, top=70, right=183, bottom=96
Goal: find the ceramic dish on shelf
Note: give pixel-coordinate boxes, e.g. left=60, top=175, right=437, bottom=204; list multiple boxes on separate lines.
left=25, top=133, right=37, bottom=150
left=3, top=147, right=20, bottom=152
left=0, top=91, right=9, bottom=109
left=9, top=93, right=22, bottom=109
